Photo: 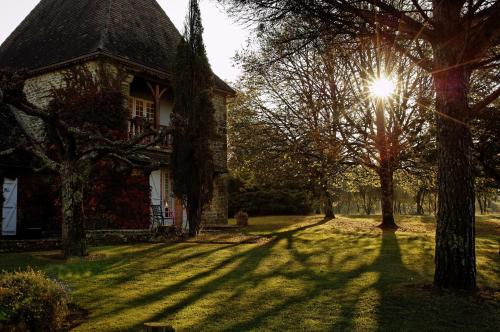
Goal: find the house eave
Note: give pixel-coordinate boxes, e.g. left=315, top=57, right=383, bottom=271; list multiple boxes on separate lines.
left=25, top=52, right=236, bottom=96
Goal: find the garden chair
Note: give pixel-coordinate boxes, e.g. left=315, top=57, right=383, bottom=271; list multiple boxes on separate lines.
left=151, top=205, right=165, bottom=228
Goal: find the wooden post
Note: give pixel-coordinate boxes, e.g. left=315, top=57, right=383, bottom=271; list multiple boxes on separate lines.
left=174, top=198, right=183, bottom=229
left=154, top=84, right=161, bottom=128
left=143, top=322, right=175, bottom=332
left=147, top=82, right=168, bottom=129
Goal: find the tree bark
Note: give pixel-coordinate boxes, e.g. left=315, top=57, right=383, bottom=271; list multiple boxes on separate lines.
left=0, top=171, right=4, bottom=231
left=323, top=191, right=335, bottom=219
left=345, top=195, right=351, bottom=215
left=187, top=198, right=203, bottom=237
left=378, top=167, right=396, bottom=228
left=60, top=163, right=87, bottom=257
left=477, top=197, right=484, bottom=215
left=360, top=189, right=372, bottom=215
left=416, top=187, right=426, bottom=215
left=433, top=53, right=476, bottom=290
left=374, top=98, right=397, bottom=229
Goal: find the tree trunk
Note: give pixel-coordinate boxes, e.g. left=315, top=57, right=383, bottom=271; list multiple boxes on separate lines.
left=367, top=195, right=373, bottom=215
left=374, top=96, right=397, bottom=228
left=0, top=172, right=4, bottom=230
left=362, top=193, right=370, bottom=215
left=378, top=167, right=396, bottom=228
left=416, top=187, right=426, bottom=215
left=60, top=163, right=87, bottom=257
left=323, top=192, right=335, bottom=219
left=433, top=42, right=476, bottom=289
left=187, top=198, right=203, bottom=237
left=477, top=197, right=485, bottom=215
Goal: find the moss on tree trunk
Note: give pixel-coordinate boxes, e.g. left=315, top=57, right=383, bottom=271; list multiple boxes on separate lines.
left=60, top=163, right=87, bottom=257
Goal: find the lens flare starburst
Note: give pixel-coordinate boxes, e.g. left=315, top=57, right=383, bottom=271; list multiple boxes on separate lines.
left=369, top=77, right=395, bottom=98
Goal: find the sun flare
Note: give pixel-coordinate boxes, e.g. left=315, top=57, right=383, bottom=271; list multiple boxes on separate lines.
left=369, top=77, right=395, bottom=98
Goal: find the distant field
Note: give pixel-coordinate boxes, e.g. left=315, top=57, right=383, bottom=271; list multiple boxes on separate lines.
left=1, top=214, right=499, bottom=331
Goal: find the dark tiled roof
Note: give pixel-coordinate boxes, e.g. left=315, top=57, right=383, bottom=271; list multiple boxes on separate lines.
left=0, top=0, right=234, bottom=95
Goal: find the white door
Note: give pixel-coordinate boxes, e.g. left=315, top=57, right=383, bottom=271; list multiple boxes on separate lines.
left=2, top=178, right=18, bottom=236
left=150, top=170, right=162, bottom=208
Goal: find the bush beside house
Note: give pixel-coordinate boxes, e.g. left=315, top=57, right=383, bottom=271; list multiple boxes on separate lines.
left=0, top=269, right=70, bottom=331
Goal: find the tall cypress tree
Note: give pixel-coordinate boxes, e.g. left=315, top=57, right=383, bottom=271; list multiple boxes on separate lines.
left=171, top=0, right=216, bottom=236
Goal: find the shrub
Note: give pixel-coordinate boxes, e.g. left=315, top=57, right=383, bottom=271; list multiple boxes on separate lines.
left=229, top=189, right=313, bottom=216
left=0, top=269, right=70, bottom=331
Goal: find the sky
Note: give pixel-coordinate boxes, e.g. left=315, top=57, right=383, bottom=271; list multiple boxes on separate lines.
left=0, top=0, right=250, bottom=82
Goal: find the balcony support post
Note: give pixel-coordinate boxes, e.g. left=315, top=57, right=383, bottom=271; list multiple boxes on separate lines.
left=146, top=82, right=168, bottom=129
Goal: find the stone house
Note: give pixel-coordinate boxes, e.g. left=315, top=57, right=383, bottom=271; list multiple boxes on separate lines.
left=0, top=0, right=233, bottom=237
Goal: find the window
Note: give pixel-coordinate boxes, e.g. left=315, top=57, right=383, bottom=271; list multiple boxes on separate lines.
left=128, top=97, right=155, bottom=123
left=127, top=97, right=134, bottom=118
left=146, top=102, right=155, bottom=122
left=135, top=100, right=144, bottom=117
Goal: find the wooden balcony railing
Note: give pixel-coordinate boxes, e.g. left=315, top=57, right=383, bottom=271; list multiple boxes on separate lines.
left=159, top=125, right=173, bottom=149
left=128, top=116, right=173, bottom=150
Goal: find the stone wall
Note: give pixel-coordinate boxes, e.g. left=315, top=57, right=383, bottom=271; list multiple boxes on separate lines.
left=86, top=229, right=152, bottom=245
left=211, top=93, right=229, bottom=171
left=201, top=92, right=229, bottom=225
left=20, top=61, right=102, bottom=141
left=24, top=70, right=65, bottom=109
left=0, top=239, right=61, bottom=253
left=202, top=173, right=229, bottom=226
left=0, top=230, right=153, bottom=252
left=23, top=60, right=103, bottom=108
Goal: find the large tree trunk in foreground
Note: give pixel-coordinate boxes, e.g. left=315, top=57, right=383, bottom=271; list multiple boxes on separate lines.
left=433, top=58, right=476, bottom=290
left=61, top=163, right=87, bottom=257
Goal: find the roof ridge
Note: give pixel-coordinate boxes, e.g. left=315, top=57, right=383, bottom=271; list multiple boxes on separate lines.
left=97, top=0, right=113, bottom=51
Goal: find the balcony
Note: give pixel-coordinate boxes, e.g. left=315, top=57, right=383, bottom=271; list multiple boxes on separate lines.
left=127, top=116, right=173, bottom=150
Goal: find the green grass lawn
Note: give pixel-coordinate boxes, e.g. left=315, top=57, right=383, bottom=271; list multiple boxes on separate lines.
left=1, top=214, right=499, bottom=331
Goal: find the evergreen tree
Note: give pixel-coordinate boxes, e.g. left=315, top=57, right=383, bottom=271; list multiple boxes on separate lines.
left=172, top=0, right=216, bottom=236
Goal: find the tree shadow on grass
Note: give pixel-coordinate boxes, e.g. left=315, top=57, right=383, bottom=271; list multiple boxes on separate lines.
left=121, top=219, right=409, bottom=331
left=119, top=218, right=333, bottom=328
left=83, top=217, right=331, bottom=324
left=59, top=215, right=498, bottom=331
left=140, top=224, right=497, bottom=332
left=204, top=229, right=410, bottom=332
